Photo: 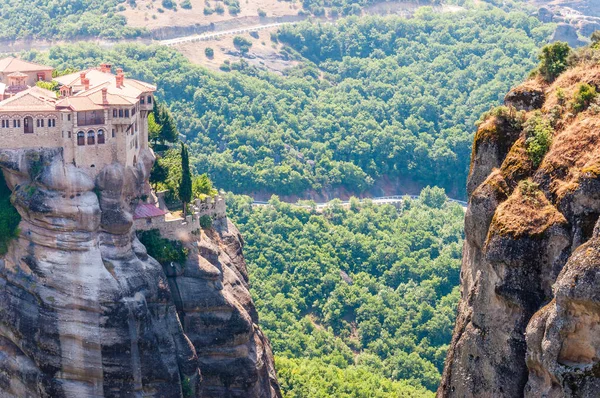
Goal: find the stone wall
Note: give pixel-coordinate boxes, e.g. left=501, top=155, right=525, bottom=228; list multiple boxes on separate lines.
left=134, top=195, right=227, bottom=242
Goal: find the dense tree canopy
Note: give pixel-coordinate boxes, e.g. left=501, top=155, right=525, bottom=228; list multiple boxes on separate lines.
left=227, top=190, right=465, bottom=393
left=28, top=5, right=553, bottom=199
left=0, top=0, right=144, bottom=40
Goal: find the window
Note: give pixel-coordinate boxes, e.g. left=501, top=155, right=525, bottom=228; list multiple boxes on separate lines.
left=147, top=95, right=152, bottom=104
left=135, top=122, right=138, bottom=132
left=68, top=131, right=71, bottom=139
left=140, top=97, right=145, bottom=105
left=68, top=114, right=71, bottom=121
left=13, top=119, right=20, bottom=128
left=77, top=111, right=104, bottom=126
left=112, top=129, right=115, bottom=138
left=87, top=130, right=95, bottom=145
left=77, top=131, right=85, bottom=146
left=113, top=109, right=117, bottom=118
left=119, top=109, right=123, bottom=118
left=48, top=119, right=55, bottom=127
left=125, top=109, right=130, bottom=118
left=1, top=120, right=5, bottom=128
left=37, top=119, right=44, bottom=128
left=97, top=130, right=105, bottom=144
left=23, top=117, right=32, bottom=134
left=132, top=107, right=136, bottom=116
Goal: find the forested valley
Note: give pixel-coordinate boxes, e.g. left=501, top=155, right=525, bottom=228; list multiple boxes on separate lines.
left=17, top=1, right=561, bottom=394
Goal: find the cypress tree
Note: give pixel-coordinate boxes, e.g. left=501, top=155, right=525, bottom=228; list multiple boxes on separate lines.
left=178, top=143, right=193, bottom=217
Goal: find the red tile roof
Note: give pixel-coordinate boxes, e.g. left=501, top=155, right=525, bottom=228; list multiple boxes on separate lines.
left=133, top=203, right=167, bottom=220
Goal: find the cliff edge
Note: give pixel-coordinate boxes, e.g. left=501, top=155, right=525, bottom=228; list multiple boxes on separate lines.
left=439, top=51, right=600, bottom=397
left=0, top=148, right=280, bottom=397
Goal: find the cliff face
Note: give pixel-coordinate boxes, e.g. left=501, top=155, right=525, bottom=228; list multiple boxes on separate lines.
left=439, top=63, right=600, bottom=397
left=0, top=148, right=280, bottom=398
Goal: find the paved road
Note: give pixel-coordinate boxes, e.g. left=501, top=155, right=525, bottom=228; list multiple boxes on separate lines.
left=252, top=195, right=468, bottom=209
left=160, top=22, right=295, bottom=47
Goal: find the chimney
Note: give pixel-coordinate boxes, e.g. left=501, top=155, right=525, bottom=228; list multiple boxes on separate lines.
left=116, top=71, right=124, bottom=89
left=80, top=72, right=90, bottom=91
left=102, top=88, right=108, bottom=105
left=100, top=63, right=112, bottom=73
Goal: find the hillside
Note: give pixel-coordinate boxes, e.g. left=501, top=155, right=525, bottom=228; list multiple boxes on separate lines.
left=440, top=40, right=600, bottom=396
left=26, top=7, right=554, bottom=201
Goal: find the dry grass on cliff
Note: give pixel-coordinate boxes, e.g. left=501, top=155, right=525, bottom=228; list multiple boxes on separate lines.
left=540, top=115, right=600, bottom=198
left=544, top=63, right=600, bottom=112
left=490, top=180, right=567, bottom=238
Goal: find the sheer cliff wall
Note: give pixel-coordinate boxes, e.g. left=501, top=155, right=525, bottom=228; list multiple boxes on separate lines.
left=0, top=147, right=280, bottom=398
left=439, top=62, right=600, bottom=397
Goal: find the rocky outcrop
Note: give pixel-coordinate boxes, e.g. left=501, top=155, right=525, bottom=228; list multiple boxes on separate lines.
left=0, top=148, right=279, bottom=397
left=439, top=62, right=600, bottom=396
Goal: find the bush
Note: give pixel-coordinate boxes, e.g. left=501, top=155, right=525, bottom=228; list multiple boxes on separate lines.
left=258, top=8, right=266, bottom=17
left=525, top=115, right=553, bottom=167
left=215, top=3, right=225, bottom=14
left=233, top=36, right=252, bottom=53
left=572, top=83, right=597, bottom=113
left=203, top=6, right=214, bottom=14
left=181, top=0, right=192, bottom=9
left=138, top=229, right=188, bottom=265
left=162, top=0, right=176, bottom=9
left=0, top=172, right=20, bottom=255
left=538, top=42, right=571, bottom=82
left=199, top=215, right=213, bottom=228
left=205, top=47, right=214, bottom=58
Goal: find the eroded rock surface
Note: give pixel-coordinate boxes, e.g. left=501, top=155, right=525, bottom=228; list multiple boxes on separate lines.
left=439, top=63, right=600, bottom=396
left=0, top=148, right=279, bottom=397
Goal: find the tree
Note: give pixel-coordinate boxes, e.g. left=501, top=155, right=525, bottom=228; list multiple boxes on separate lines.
left=538, top=42, right=571, bottom=82
left=179, top=143, right=193, bottom=217
left=148, top=112, right=161, bottom=144
left=150, top=157, right=168, bottom=189
left=192, top=173, right=217, bottom=198
left=158, top=103, right=179, bottom=143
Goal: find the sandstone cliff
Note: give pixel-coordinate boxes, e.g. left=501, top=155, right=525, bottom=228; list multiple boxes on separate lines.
left=439, top=57, right=600, bottom=397
left=0, top=148, right=280, bottom=397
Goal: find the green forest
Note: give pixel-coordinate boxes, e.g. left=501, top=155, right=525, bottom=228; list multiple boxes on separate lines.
left=227, top=188, right=465, bottom=395
left=27, top=5, right=553, bottom=199
left=0, top=0, right=144, bottom=40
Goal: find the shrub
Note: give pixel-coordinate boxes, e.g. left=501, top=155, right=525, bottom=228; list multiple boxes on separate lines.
left=258, top=8, right=266, bottom=17
left=199, top=215, right=213, bottom=228
left=233, top=35, right=252, bottom=53
left=203, top=6, right=214, bottom=14
left=205, top=47, right=214, bottom=58
left=215, top=3, right=224, bottom=14
left=0, top=172, right=20, bottom=255
left=572, top=83, right=597, bottom=113
left=138, top=229, right=188, bottom=265
left=162, top=0, right=176, bottom=9
left=524, top=114, right=553, bottom=167
left=181, top=0, right=192, bottom=9
left=538, top=42, right=571, bottom=82
left=592, top=30, right=600, bottom=48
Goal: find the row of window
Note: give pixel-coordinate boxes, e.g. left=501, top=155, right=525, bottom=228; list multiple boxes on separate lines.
left=77, top=129, right=105, bottom=146
left=140, top=95, right=153, bottom=105
left=1, top=118, right=56, bottom=129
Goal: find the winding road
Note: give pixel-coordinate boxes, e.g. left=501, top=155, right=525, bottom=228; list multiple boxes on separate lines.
left=252, top=195, right=468, bottom=209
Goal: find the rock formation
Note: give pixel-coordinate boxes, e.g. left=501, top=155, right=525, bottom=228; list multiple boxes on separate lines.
left=439, top=59, right=600, bottom=396
left=0, top=148, right=280, bottom=397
